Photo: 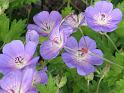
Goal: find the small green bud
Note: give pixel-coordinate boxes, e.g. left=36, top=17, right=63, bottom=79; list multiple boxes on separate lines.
left=85, top=73, right=94, bottom=81
left=55, top=75, right=67, bottom=88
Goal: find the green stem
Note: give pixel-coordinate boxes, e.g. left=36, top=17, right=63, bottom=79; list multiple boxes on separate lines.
left=79, top=27, right=84, bottom=36
left=0, top=43, right=5, bottom=50
left=82, top=0, right=88, bottom=6
left=90, top=0, right=93, bottom=5
left=87, top=80, right=90, bottom=93
left=96, top=76, right=104, bottom=93
left=67, top=0, right=70, bottom=7
left=27, top=6, right=32, bottom=24
left=100, top=32, right=119, bottom=53
left=56, top=88, right=60, bottom=93
left=89, top=51, right=124, bottom=69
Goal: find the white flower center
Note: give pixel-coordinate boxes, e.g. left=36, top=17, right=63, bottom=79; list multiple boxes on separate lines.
left=73, top=48, right=89, bottom=63
left=52, top=32, right=64, bottom=48
left=94, top=13, right=112, bottom=26
left=14, top=56, right=26, bottom=69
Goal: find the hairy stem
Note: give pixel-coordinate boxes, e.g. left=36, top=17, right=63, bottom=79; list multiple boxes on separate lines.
left=96, top=76, right=104, bottom=93
left=100, top=32, right=119, bottom=52
left=87, top=80, right=90, bottom=93
left=82, top=0, right=88, bottom=6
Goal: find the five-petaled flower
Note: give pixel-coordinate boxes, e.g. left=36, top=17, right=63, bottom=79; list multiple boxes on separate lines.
left=85, top=1, right=122, bottom=32
left=62, top=36, right=103, bottom=76
left=0, top=67, right=38, bottom=93
left=27, top=11, right=62, bottom=37
left=0, top=1, right=123, bottom=91
left=0, top=40, right=39, bottom=74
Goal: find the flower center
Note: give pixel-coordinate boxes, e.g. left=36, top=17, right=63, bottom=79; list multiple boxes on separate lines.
left=41, top=21, right=54, bottom=33
left=74, top=48, right=89, bottom=62
left=80, top=48, right=88, bottom=54
left=52, top=33, right=64, bottom=48
left=14, top=56, right=25, bottom=69
left=94, top=13, right=112, bottom=26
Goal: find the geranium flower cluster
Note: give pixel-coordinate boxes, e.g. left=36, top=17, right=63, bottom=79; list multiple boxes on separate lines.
left=0, top=40, right=48, bottom=93
left=0, top=1, right=122, bottom=93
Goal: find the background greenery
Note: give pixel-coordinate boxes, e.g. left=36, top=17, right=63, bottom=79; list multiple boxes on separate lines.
left=0, top=0, right=124, bottom=93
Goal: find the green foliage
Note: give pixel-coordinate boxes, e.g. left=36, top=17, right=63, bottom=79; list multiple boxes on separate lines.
left=0, top=14, right=26, bottom=43
left=0, top=0, right=9, bottom=14
left=56, top=76, right=67, bottom=88
left=9, top=0, right=38, bottom=9
left=61, top=6, right=74, bottom=17
left=115, top=18, right=124, bottom=37
left=0, top=0, right=124, bottom=93
left=37, top=74, right=57, bottom=93
left=104, top=52, right=124, bottom=87
left=111, top=78, right=124, bottom=93
left=117, top=1, right=124, bottom=12
left=47, top=57, right=67, bottom=75
left=71, top=25, right=124, bottom=93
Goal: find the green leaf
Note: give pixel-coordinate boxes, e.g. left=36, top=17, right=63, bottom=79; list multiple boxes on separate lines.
left=115, top=18, right=124, bottom=37
left=0, top=14, right=9, bottom=41
left=56, top=76, right=67, bottom=88
left=117, top=1, right=124, bottom=12
left=9, top=0, right=38, bottom=9
left=104, top=52, right=124, bottom=87
left=111, top=78, right=124, bottom=93
left=0, top=0, right=9, bottom=14
left=0, top=14, right=26, bottom=43
left=37, top=74, right=57, bottom=93
left=4, top=19, right=26, bottom=43
left=61, top=6, right=74, bottom=17
left=47, top=57, right=66, bottom=76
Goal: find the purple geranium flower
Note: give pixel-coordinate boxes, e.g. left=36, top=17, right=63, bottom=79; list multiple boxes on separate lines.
left=62, top=12, right=85, bottom=29
left=60, top=12, right=86, bottom=35
left=40, top=24, right=67, bottom=59
left=85, top=1, right=122, bottom=32
left=0, top=40, right=39, bottom=74
left=0, top=67, right=38, bottom=93
left=27, top=11, right=62, bottom=37
left=62, top=36, right=103, bottom=76
left=26, top=30, right=39, bottom=46
left=32, top=67, right=48, bottom=86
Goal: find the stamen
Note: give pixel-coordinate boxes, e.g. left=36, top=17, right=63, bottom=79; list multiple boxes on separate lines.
left=94, top=13, right=112, bottom=26
left=53, top=37, right=59, bottom=44
left=81, top=48, right=88, bottom=54
left=15, top=56, right=24, bottom=64
left=41, top=21, right=51, bottom=32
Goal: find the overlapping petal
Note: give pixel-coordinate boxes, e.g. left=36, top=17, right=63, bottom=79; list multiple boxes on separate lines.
left=85, top=1, right=122, bottom=32
left=40, top=40, right=60, bottom=59
left=62, top=36, right=103, bottom=76
left=28, top=11, right=62, bottom=37
left=26, top=30, right=39, bottom=45
left=2, top=40, right=24, bottom=58
left=79, top=36, right=96, bottom=50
